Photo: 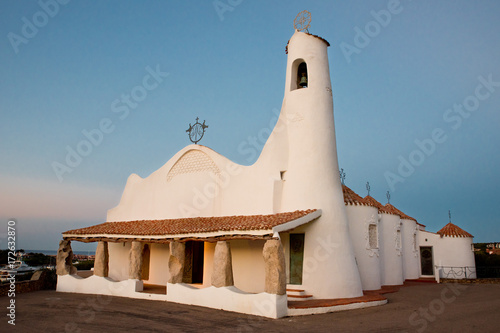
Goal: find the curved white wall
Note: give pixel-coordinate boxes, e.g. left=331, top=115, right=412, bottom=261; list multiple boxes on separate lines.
left=107, top=146, right=278, bottom=222
left=418, top=230, right=476, bottom=279
left=346, top=205, right=382, bottom=291
left=401, top=219, right=419, bottom=280
left=379, top=214, right=404, bottom=285
left=278, top=31, right=362, bottom=299
left=438, top=237, right=475, bottom=268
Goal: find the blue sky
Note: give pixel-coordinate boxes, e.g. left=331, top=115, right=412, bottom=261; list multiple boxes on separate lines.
left=1, top=1, right=499, bottom=251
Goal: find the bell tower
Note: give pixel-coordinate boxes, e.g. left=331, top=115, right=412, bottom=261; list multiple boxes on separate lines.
left=278, top=29, right=363, bottom=299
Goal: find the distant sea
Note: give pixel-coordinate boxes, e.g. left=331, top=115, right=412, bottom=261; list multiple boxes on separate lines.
left=23, top=250, right=95, bottom=256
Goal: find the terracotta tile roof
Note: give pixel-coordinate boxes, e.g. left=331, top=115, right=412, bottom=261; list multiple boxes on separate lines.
left=383, top=203, right=426, bottom=227
left=342, top=185, right=370, bottom=206
left=384, top=203, right=416, bottom=221
left=437, top=222, right=473, bottom=238
left=383, top=203, right=403, bottom=217
left=285, top=32, right=330, bottom=54
left=363, top=195, right=394, bottom=215
left=63, top=210, right=318, bottom=237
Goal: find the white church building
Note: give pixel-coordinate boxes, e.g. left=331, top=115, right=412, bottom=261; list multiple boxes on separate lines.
left=57, top=19, right=476, bottom=318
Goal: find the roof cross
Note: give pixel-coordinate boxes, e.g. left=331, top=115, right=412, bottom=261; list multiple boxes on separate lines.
left=386, top=191, right=391, bottom=204
left=339, top=168, right=346, bottom=185
left=366, top=182, right=371, bottom=196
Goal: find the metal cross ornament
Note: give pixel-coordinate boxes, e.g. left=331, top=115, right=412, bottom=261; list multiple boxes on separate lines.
left=186, top=117, right=208, bottom=144
left=339, top=168, right=346, bottom=185
left=294, top=10, right=311, bottom=32
left=366, top=182, right=371, bottom=196
left=386, top=191, right=391, bottom=204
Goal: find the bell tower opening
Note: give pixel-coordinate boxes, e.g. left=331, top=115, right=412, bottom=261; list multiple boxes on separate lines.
left=297, top=62, right=308, bottom=88
left=290, top=59, right=308, bottom=91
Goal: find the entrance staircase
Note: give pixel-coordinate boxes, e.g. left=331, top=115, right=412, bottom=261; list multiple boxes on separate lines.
left=286, top=288, right=313, bottom=301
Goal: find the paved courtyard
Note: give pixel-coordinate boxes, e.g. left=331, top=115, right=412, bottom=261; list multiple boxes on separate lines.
left=1, top=282, right=499, bottom=332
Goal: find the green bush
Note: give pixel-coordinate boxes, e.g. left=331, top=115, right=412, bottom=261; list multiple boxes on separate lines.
left=475, top=253, right=500, bottom=278
left=74, top=260, right=94, bottom=271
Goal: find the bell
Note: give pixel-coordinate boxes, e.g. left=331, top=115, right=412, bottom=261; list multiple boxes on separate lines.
left=299, top=73, right=308, bottom=87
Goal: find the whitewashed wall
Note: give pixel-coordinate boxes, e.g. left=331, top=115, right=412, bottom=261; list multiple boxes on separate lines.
left=401, top=219, right=420, bottom=280
left=346, top=205, right=382, bottom=291
left=379, top=213, right=404, bottom=285
left=418, top=230, right=476, bottom=279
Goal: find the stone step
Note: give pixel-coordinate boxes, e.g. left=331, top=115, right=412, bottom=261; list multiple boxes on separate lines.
left=286, top=288, right=313, bottom=301
left=288, top=294, right=313, bottom=299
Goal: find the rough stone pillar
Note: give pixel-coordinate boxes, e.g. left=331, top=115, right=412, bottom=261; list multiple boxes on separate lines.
left=263, top=239, right=286, bottom=295
left=168, top=242, right=186, bottom=283
left=94, top=241, right=109, bottom=277
left=129, top=241, right=144, bottom=280
left=56, top=240, right=77, bottom=276
left=211, top=241, right=234, bottom=287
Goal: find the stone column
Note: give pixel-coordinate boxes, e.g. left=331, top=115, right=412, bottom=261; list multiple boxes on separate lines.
left=263, top=239, right=286, bottom=295
left=211, top=241, right=234, bottom=287
left=56, top=240, right=77, bottom=276
left=129, top=241, right=144, bottom=280
left=94, top=241, right=109, bottom=277
left=168, top=241, right=185, bottom=283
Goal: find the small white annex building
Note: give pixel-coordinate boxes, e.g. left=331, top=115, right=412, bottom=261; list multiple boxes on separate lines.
left=56, top=19, right=476, bottom=318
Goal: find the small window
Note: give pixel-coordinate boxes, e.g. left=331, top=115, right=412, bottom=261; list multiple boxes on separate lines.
left=369, top=225, right=378, bottom=249
left=280, top=171, right=286, bottom=180
left=413, top=233, right=418, bottom=251
left=396, top=230, right=402, bottom=249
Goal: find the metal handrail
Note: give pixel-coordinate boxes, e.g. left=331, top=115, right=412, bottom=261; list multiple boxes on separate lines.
left=435, top=266, right=476, bottom=279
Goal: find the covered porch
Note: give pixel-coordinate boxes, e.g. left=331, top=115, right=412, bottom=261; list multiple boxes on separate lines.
left=56, top=210, right=321, bottom=318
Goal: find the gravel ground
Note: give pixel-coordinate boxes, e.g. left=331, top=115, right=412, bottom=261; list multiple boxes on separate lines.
left=1, top=282, right=499, bottom=332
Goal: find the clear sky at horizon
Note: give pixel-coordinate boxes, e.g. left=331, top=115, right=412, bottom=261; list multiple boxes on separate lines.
left=1, top=1, right=499, bottom=251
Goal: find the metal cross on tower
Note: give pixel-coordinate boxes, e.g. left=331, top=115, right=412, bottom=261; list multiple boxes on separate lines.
left=293, top=10, right=312, bottom=33
left=366, top=182, right=371, bottom=196
left=386, top=191, right=391, bottom=204
left=339, top=168, right=346, bottom=185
